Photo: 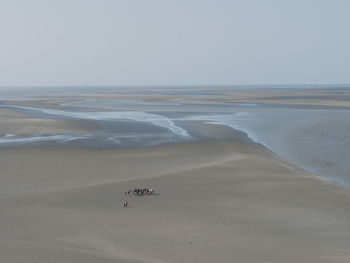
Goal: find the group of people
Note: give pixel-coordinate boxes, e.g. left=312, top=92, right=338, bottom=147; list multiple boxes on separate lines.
left=125, top=188, right=154, bottom=196
left=123, top=187, right=155, bottom=207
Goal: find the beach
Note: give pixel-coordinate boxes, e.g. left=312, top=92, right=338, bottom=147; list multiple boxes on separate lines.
left=0, top=86, right=350, bottom=262
left=1, top=141, right=350, bottom=262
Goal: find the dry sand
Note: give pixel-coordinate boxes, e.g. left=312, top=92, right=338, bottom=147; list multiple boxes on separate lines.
left=1, top=140, right=350, bottom=262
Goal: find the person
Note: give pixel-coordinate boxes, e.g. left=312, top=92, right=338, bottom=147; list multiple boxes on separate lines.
left=123, top=201, right=128, bottom=207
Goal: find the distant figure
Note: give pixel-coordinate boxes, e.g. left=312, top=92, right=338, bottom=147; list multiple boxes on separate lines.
left=123, top=201, right=128, bottom=207
left=129, top=187, right=155, bottom=196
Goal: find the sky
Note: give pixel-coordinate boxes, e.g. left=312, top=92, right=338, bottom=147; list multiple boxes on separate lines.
left=0, top=0, right=349, bottom=86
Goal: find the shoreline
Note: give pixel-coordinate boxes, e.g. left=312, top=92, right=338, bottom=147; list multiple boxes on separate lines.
left=0, top=103, right=348, bottom=188
left=1, top=94, right=349, bottom=189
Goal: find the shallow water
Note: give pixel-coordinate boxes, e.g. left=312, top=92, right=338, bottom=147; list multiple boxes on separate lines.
left=60, top=97, right=350, bottom=186
left=1, top=87, right=350, bottom=186
left=181, top=110, right=350, bottom=186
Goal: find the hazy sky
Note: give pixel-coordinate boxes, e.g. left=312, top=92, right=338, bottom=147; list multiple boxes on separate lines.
left=0, top=0, right=349, bottom=86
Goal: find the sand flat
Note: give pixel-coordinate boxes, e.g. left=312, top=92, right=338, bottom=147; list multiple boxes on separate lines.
left=0, top=107, right=98, bottom=136
left=1, top=87, right=350, bottom=262
left=1, top=141, right=350, bottom=262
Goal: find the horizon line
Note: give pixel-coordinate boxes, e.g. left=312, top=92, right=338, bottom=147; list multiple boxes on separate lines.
left=0, top=83, right=349, bottom=89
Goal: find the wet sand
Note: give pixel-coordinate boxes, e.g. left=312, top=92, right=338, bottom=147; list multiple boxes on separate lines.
left=1, top=140, right=350, bottom=262
left=0, top=107, right=97, bottom=136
